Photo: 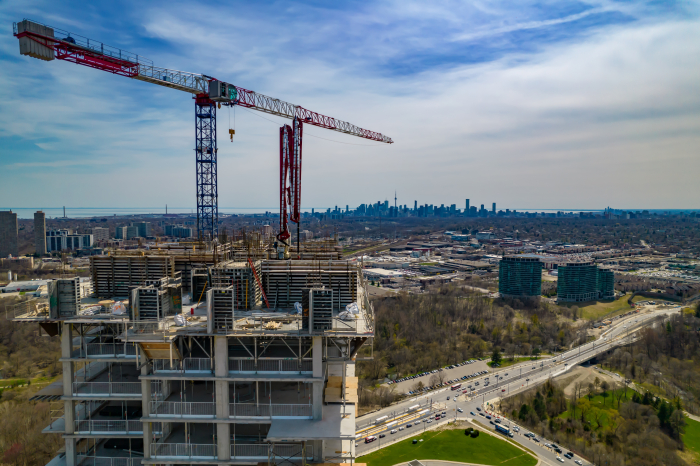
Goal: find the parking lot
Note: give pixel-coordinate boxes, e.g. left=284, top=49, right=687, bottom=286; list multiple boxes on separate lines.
left=386, top=359, right=491, bottom=395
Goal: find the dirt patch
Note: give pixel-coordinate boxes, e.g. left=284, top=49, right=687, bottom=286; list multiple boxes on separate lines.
left=556, top=366, right=619, bottom=397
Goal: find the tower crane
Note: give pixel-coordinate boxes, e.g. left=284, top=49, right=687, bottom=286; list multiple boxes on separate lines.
left=13, top=19, right=393, bottom=241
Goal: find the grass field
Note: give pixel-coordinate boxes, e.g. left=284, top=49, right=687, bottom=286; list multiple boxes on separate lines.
left=559, top=294, right=644, bottom=320
left=359, top=427, right=537, bottom=466
left=683, top=417, right=700, bottom=458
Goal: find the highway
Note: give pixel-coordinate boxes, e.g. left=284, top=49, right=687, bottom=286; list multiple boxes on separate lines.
left=355, top=305, right=680, bottom=465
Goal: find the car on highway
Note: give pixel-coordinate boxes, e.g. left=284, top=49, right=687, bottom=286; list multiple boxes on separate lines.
left=486, top=415, right=491, bottom=419
left=476, top=407, right=481, bottom=411
left=447, top=396, right=450, bottom=400
left=364, top=436, right=377, bottom=443
left=490, top=420, right=494, bottom=425
left=426, top=419, right=432, bottom=424
left=494, top=419, right=501, bottom=424
left=556, top=457, right=564, bottom=463
left=390, top=429, right=397, bottom=434
left=415, top=420, right=421, bottom=424
left=407, top=424, right=412, bottom=428
left=574, top=460, right=583, bottom=465
left=470, top=411, right=475, bottom=415
left=457, top=408, right=463, bottom=413
left=379, top=434, right=385, bottom=438
left=564, top=452, right=574, bottom=459
left=399, top=426, right=404, bottom=431
left=502, top=389, right=506, bottom=392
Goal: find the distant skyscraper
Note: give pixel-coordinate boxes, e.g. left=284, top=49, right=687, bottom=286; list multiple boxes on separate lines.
left=34, top=211, right=46, bottom=255
left=466, top=199, right=470, bottom=213
left=414, top=200, right=417, bottom=212
left=0, top=211, right=19, bottom=258
left=492, top=202, right=496, bottom=213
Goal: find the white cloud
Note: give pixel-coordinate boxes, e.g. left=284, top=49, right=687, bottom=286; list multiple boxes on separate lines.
left=0, top=1, right=698, bottom=211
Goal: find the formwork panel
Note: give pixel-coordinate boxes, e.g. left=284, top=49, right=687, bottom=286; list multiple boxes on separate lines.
left=261, top=261, right=359, bottom=310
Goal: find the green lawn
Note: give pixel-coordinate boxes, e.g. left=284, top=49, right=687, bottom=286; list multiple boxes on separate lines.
left=683, top=417, right=700, bottom=459
left=359, top=427, right=537, bottom=466
left=559, top=294, right=644, bottom=321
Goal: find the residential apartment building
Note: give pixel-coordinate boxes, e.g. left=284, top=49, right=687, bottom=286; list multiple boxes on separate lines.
left=165, top=225, right=194, bottom=238
left=557, top=262, right=615, bottom=302
left=15, top=256, right=371, bottom=466
left=498, top=255, right=543, bottom=297
left=35, top=210, right=47, bottom=255
left=46, top=229, right=94, bottom=252
left=0, top=210, right=18, bottom=258
left=89, top=227, right=109, bottom=242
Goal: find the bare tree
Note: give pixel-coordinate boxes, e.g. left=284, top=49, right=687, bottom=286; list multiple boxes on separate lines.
left=429, top=374, right=439, bottom=387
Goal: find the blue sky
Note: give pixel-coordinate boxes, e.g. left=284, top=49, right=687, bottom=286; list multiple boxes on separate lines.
left=1, top=0, right=699, bottom=213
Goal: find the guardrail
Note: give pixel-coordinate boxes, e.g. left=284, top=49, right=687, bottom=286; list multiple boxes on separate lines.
left=7, top=298, right=49, bottom=319
left=229, top=444, right=313, bottom=459
left=153, top=358, right=212, bottom=373
left=72, top=382, right=141, bottom=396
left=229, top=403, right=312, bottom=418
left=150, top=443, right=216, bottom=459
left=73, top=343, right=138, bottom=359
left=74, top=419, right=163, bottom=434
left=74, top=420, right=143, bottom=434
left=228, top=358, right=313, bottom=374
left=77, top=456, right=142, bottom=466
left=149, top=401, right=216, bottom=418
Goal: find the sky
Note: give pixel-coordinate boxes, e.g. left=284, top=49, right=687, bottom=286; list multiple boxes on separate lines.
left=1, top=0, right=699, bottom=214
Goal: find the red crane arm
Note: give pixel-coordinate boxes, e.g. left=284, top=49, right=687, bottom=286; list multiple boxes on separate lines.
left=14, top=19, right=393, bottom=144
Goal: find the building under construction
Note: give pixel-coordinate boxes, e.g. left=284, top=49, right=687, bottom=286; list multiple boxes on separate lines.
left=12, top=239, right=373, bottom=466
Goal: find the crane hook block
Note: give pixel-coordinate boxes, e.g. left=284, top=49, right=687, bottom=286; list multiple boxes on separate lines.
left=229, top=128, right=235, bottom=141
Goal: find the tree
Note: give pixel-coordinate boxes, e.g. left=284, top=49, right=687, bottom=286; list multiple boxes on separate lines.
left=429, top=374, right=439, bottom=387
left=668, top=409, right=687, bottom=441
left=437, top=370, right=447, bottom=385
left=588, top=383, right=595, bottom=400
left=532, top=347, right=541, bottom=359
left=594, top=376, right=601, bottom=394
left=578, top=398, right=592, bottom=423
left=601, top=381, right=610, bottom=406
left=491, top=347, right=502, bottom=366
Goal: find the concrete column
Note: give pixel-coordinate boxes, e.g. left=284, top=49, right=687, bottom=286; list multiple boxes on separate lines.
left=140, top=350, right=152, bottom=459
left=214, top=336, right=228, bottom=377
left=61, top=322, right=73, bottom=358
left=217, top=422, right=230, bottom=460
left=65, top=438, right=77, bottom=466
left=312, top=336, right=324, bottom=420
left=313, top=439, right=323, bottom=462
left=312, top=336, right=322, bottom=378
left=214, top=336, right=230, bottom=460
left=61, top=324, right=75, bottom=434
left=312, top=382, right=324, bottom=420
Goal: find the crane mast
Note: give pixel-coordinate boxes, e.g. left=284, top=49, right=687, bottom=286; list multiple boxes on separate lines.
left=14, top=19, right=393, bottom=240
